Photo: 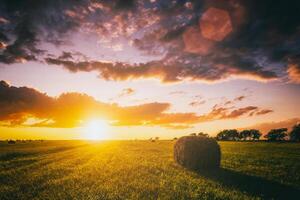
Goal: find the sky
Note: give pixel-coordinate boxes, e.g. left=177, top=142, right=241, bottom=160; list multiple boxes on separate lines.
left=0, top=0, right=300, bottom=140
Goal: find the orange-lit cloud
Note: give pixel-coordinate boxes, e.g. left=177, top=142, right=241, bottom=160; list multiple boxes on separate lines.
left=242, top=118, right=300, bottom=134
left=254, top=109, right=274, bottom=116
left=287, top=63, right=300, bottom=84
left=0, top=41, right=7, bottom=49
left=210, top=95, right=273, bottom=119
left=118, top=88, right=135, bottom=97
left=204, top=106, right=258, bottom=121
left=0, top=81, right=273, bottom=129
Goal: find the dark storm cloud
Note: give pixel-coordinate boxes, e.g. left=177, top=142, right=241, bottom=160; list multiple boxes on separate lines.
left=45, top=51, right=278, bottom=83
left=0, top=0, right=86, bottom=64
left=1, top=0, right=300, bottom=83
left=130, top=0, right=300, bottom=82
left=115, top=0, right=136, bottom=10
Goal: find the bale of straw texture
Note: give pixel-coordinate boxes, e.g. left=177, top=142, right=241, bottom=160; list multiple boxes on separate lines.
left=174, top=136, right=221, bottom=170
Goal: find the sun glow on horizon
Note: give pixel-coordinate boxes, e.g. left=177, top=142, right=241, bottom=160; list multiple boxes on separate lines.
left=84, top=119, right=110, bottom=140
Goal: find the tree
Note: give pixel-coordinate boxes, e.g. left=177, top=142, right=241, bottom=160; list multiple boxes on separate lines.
left=251, top=129, right=262, bottom=140
left=239, top=129, right=261, bottom=140
left=239, top=130, right=251, bottom=140
left=265, top=128, right=288, bottom=141
left=216, top=129, right=239, bottom=141
left=290, top=124, right=300, bottom=142
left=190, top=133, right=197, bottom=136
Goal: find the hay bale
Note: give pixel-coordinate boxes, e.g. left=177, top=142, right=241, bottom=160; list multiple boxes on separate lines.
left=174, top=136, right=220, bottom=170
left=7, top=140, right=16, bottom=144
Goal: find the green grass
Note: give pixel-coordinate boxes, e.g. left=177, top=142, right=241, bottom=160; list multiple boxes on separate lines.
left=0, top=140, right=299, bottom=200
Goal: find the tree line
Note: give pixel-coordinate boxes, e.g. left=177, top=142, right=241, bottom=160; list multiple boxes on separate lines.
left=215, top=124, right=300, bottom=142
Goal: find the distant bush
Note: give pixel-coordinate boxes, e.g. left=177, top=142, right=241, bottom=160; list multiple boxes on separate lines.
left=174, top=136, right=220, bottom=170
left=290, top=124, right=300, bottom=142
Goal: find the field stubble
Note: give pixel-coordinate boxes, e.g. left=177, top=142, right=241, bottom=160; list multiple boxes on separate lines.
left=0, top=140, right=299, bottom=200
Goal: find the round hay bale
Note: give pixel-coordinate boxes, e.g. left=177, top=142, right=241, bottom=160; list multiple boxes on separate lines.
left=174, top=136, right=221, bottom=170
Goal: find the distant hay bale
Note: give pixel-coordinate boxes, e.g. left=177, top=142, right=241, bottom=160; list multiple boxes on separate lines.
left=174, top=136, right=221, bottom=170
left=7, top=140, right=16, bottom=144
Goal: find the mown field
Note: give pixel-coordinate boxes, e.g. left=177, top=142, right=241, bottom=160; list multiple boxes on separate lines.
left=0, top=140, right=299, bottom=200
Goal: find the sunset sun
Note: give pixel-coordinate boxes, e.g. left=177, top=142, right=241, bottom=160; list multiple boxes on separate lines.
left=84, top=120, right=109, bottom=140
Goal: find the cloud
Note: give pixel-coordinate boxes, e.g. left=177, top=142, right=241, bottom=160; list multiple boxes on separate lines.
left=223, top=95, right=246, bottom=106
left=0, top=0, right=85, bottom=64
left=0, top=80, right=169, bottom=127
left=205, top=106, right=258, bottom=121
left=210, top=95, right=273, bottom=119
left=118, top=88, right=135, bottom=97
left=169, top=91, right=186, bottom=95
left=224, top=106, right=258, bottom=119
left=254, top=109, right=274, bottom=116
left=0, top=81, right=273, bottom=129
left=234, top=95, right=246, bottom=102
left=45, top=52, right=278, bottom=83
left=183, top=26, right=214, bottom=55
left=242, top=118, right=300, bottom=134
left=0, top=17, right=9, bottom=24
left=189, top=100, right=206, bottom=107
left=0, top=80, right=54, bottom=125
left=0, top=41, right=7, bottom=49
left=3, top=0, right=299, bottom=84
left=287, top=62, right=300, bottom=84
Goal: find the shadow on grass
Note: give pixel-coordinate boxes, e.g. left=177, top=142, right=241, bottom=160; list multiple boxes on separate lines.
left=198, top=168, right=299, bottom=199
left=0, top=152, right=33, bottom=161
left=0, top=144, right=87, bottom=162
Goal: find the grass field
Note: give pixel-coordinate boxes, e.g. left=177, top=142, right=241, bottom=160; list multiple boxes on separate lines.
left=0, top=140, right=299, bottom=200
